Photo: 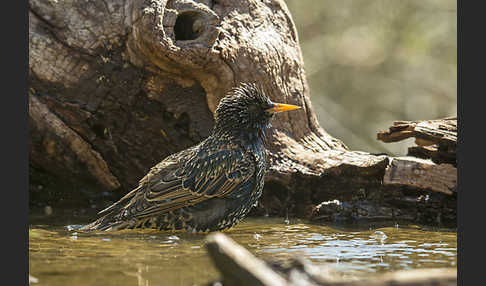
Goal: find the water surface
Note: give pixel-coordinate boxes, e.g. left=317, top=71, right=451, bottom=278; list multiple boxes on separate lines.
left=29, top=215, right=456, bottom=285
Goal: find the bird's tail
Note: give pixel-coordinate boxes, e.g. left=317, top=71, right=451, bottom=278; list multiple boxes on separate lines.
left=79, top=202, right=133, bottom=231
left=80, top=186, right=142, bottom=231
left=79, top=213, right=126, bottom=231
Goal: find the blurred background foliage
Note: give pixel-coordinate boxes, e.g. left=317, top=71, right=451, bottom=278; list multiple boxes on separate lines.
left=285, top=0, right=457, bottom=155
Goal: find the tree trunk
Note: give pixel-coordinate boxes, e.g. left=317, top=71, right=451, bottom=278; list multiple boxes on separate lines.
left=28, top=0, right=456, bottom=226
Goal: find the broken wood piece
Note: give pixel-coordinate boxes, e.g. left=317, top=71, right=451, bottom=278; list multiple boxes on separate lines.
left=205, top=232, right=288, bottom=286
left=377, top=117, right=456, bottom=145
left=377, top=118, right=456, bottom=166
left=384, top=157, right=456, bottom=195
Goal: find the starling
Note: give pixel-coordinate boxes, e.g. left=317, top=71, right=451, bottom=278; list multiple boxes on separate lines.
left=81, top=83, right=300, bottom=232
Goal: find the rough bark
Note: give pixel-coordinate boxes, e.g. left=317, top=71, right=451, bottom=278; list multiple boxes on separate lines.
left=205, top=232, right=457, bottom=286
left=29, top=0, right=456, bottom=226
left=384, top=156, right=456, bottom=196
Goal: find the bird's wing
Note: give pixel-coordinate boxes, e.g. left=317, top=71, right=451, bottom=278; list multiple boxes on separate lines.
left=96, top=146, right=196, bottom=216
left=112, top=146, right=255, bottom=220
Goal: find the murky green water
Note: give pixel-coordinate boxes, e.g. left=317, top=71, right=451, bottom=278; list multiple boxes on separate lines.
left=29, top=214, right=456, bottom=286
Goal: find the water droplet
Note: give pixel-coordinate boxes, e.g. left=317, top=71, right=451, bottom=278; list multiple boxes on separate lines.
left=161, top=240, right=177, bottom=244
left=370, top=231, right=387, bottom=242
left=65, top=225, right=83, bottom=231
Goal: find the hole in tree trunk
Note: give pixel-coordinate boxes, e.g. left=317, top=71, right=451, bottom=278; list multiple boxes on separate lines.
left=174, top=12, right=203, bottom=41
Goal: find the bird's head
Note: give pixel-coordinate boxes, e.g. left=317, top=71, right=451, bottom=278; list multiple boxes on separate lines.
left=214, top=83, right=301, bottom=138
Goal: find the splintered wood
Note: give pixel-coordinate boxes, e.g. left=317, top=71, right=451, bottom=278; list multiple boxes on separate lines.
left=377, top=117, right=457, bottom=166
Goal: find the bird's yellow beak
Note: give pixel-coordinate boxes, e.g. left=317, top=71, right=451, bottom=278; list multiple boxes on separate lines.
left=266, top=103, right=301, bottom=114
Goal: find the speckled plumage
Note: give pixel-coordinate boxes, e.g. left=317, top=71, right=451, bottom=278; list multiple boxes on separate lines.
left=81, top=83, right=298, bottom=232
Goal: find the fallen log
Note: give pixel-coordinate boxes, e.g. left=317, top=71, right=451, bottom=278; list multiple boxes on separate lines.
left=205, top=232, right=457, bottom=286
left=262, top=119, right=457, bottom=226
